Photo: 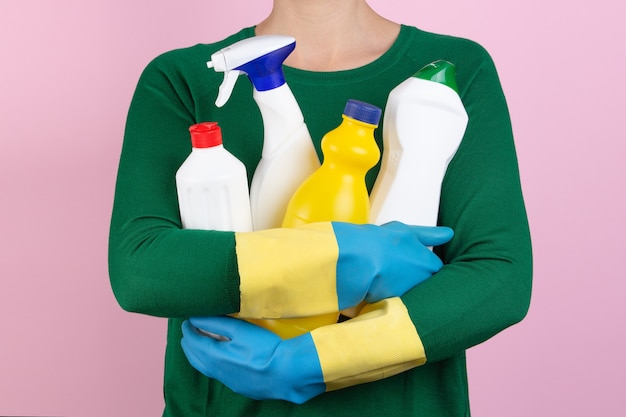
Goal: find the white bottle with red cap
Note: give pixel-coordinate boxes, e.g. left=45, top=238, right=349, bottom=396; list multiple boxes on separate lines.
left=176, top=122, right=253, bottom=232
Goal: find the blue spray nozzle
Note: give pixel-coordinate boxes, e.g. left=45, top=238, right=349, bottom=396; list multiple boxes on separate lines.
left=207, top=35, right=296, bottom=107
left=235, top=42, right=295, bottom=91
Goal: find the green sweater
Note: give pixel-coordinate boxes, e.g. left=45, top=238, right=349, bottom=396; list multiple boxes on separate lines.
left=109, top=25, right=532, bottom=417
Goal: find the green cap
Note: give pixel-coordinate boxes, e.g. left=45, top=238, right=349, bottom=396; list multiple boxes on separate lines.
left=413, top=60, right=459, bottom=93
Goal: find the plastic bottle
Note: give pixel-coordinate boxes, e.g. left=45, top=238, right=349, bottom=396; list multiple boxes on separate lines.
left=207, top=35, right=320, bottom=230
left=175, top=122, right=253, bottom=232
left=370, top=60, right=468, bottom=228
left=249, top=100, right=382, bottom=339
left=282, top=99, right=382, bottom=227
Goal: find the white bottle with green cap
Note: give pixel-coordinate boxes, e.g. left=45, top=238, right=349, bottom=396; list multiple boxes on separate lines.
left=370, top=60, right=468, bottom=228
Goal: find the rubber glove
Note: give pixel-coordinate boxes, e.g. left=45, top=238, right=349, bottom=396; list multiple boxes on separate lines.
left=334, top=221, right=452, bottom=308
left=182, top=297, right=424, bottom=403
left=181, top=316, right=326, bottom=404
left=236, top=221, right=452, bottom=319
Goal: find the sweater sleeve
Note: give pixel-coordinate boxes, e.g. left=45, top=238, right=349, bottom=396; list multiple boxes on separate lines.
left=108, top=52, right=241, bottom=318
left=401, top=43, right=532, bottom=362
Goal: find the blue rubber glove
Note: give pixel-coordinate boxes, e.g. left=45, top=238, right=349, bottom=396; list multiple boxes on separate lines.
left=183, top=297, right=429, bottom=402
left=333, top=221, right=453, bottom=309
left=181, top=316, right=325, bottom=404
left=236, top=221, right=452, bottom=320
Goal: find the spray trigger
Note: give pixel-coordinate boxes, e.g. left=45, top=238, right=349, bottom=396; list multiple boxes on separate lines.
left=207, top=35, right=296, bottom=107
left=214, top=69, right=243, bottom=107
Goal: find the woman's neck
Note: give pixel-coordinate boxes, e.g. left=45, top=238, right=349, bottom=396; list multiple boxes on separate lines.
left=255, top=0, right=400, bottom=71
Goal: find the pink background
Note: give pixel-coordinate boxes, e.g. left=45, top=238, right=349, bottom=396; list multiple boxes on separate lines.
left=1, top=0, right=624, bottom=415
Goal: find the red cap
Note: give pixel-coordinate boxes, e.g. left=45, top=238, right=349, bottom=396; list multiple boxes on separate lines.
left=189, top=122, right=222, bottom=148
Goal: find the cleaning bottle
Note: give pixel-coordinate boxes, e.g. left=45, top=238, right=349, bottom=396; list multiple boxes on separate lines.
left=248, top=99, right=382, bottom=339
left=207, top=35, right=320, bottom=230
left=175, top=122, right=253, bottom=232
left=370, top=60, right=468, bottom=228
left=282, top=99, right=382, bottom=227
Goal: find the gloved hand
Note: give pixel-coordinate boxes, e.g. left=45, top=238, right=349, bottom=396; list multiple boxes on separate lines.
left=333, top=221, right=452, bottom=309
left=182, top=297, right=425, bottom=403
left=181, top=316, right=326, bottom=404
left=236, top=221, right=452, bottom=319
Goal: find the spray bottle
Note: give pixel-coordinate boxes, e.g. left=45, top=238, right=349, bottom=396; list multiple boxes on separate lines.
left=207, top=35, right=320, bottom=230
left=247, top=99, right=382, bottom=339
left=370, top=60, right=468, bottom=228
left=176, top=122, right=253, bottom=232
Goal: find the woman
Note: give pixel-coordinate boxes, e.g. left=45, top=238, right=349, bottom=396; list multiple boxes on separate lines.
left=109, top=1, right=532, bottom=415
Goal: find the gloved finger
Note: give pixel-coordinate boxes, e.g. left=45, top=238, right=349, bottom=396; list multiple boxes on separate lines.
left=382, top=221, right=453, bottom=246
left=181, top=320, right=220, bottom=377
left=189, top=316, right=249, bottom=341
left=412, top=225, right=453, bottom=246
left=190, top=315, right=275, bottom=343
left=364, top=258, right=441, bottom=303
left=182, top=319, right=260, bottom=376
left=364, top=243, right=445, bottom=303
left=189, top=316, right=281, bottom=357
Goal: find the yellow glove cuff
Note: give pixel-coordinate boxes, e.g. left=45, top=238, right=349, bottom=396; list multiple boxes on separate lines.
left=235, top=222, right=339, bottom=319
left=310, top=297, right=426, bottom=391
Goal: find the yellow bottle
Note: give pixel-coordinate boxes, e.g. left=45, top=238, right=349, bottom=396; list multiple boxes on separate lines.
left=249, top=99, right=382, bottom=338
left=282, top=99, right=382, bottom=228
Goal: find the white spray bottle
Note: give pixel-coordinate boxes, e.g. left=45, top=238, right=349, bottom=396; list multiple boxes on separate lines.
left=370, top=60, right=468, bottom=228
left=207, top=35, right=320, bottom=230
